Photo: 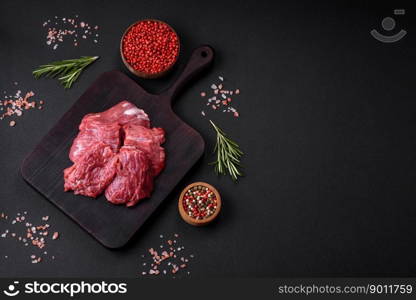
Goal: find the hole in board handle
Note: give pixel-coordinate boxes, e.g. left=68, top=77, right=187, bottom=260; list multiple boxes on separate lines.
left=201, top=51, right=208, bottom=58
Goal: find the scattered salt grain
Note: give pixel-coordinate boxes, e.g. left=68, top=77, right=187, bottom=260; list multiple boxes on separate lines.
left=0, top=211, right=60, bottom=263
left=1, top=84, right=45, bottom=127
left=43, top=15, right=100, bottom=48
left=139, top=233, right=194, bottom=277
left=199, top=76, right=240, bottom=118
left=52, top=232, right=59, bottom=240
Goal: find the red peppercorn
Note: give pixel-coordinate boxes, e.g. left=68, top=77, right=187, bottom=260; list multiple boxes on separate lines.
left=122, top=20, right=179, bottom=77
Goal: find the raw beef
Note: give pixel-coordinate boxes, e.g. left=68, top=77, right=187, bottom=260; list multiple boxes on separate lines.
left=69, top=122, right=120, bottom=163
left=69, top=101, right=150, bottom=162
left=79, top=101, right=150, bottom=130
left=64, top=142, right=118, bottom=197
left=64, top=100, right=165, bottom=207
left=123, top=124, right=165, bottom=176
left=105, top=147, right=153, bottom=207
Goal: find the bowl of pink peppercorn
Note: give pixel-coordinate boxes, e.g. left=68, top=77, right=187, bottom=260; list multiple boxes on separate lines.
left=120, top=19, right=180, bottom=79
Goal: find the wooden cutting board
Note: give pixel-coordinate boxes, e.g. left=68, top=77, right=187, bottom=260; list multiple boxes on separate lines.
left=21, top=46, right=214, bottom=248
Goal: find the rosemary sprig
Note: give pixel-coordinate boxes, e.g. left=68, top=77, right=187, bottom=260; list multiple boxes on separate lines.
left=33, top=56, right=99, bottom=89
left=209, top=120, right=243, bottom=181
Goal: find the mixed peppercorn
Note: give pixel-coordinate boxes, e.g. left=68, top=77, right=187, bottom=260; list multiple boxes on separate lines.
left=182, top=185, right=218, bottom=220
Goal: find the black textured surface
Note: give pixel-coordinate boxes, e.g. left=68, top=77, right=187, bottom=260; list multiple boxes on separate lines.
left=1, top=0, right=416, bottom=277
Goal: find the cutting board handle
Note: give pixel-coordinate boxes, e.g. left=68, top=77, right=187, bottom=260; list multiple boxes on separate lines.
left=163, top=45, right=214, bottom=103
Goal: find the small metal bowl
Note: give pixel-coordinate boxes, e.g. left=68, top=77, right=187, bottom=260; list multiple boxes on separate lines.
left=120, top=19, right=180, bottom=79
left=178, top=182, right=222, bottom=226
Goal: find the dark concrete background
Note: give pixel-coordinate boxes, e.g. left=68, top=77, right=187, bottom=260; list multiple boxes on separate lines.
left=0, top=0, right=415, bottom=277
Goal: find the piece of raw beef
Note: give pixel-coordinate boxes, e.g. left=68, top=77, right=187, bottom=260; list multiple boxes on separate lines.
left=79, top=100, right=150, bottom=130
left=64, top=101, right=166, bottom=207
left=123, top=124, right=165, bottom=176
left=105, top=146, right=153, bottom=207
left=64, top=142, right=118, bottom=197
left=69, top=101, right=150, bottom=162
left=69, top=122, right=121, bottom=163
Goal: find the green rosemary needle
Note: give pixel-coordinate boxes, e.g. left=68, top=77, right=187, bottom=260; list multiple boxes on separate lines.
left=209, top=120, right=244, bottom=181
left=33, top=56, right=99, bottom=89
